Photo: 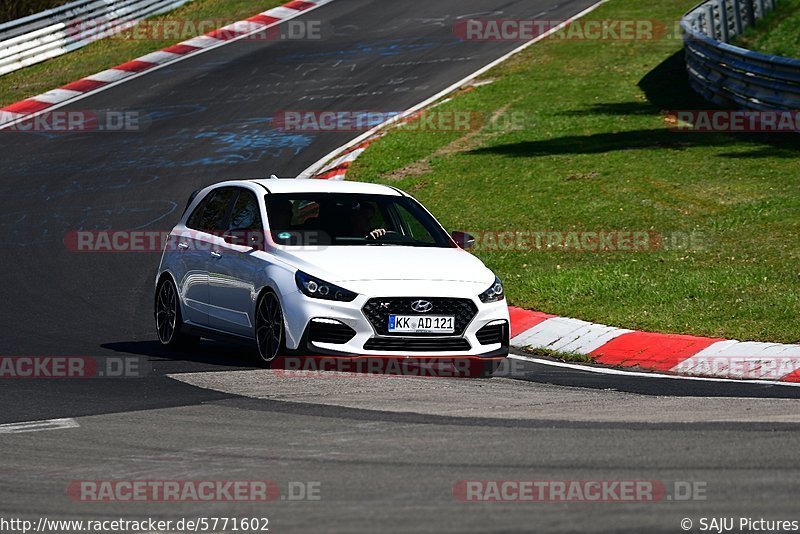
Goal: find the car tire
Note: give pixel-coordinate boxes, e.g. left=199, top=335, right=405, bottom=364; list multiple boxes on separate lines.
left=255, top=290, right=285, bottom=364
left=155, top=277, right=199, bottom=349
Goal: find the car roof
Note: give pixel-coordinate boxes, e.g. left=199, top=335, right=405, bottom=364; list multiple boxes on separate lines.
left=247, top=178, right=403, bottom=196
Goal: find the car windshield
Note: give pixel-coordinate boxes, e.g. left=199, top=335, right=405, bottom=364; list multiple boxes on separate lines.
left=264, top=193, right=454, bottom=248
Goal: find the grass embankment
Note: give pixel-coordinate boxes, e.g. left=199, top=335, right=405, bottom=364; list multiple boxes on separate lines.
left=1, top=0, right=73, bottom=23
left=734, top=0, right=800, bottom=57
left=348, top=0, right=800, bottom=343
left=0, top=0, right=285, bottom=106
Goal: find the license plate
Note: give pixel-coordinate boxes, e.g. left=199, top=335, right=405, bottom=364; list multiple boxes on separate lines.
left=388, top=315, right=455, bottom=334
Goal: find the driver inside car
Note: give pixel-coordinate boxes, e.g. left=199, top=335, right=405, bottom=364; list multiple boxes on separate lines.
left=350, top=202, right=387, bottom=240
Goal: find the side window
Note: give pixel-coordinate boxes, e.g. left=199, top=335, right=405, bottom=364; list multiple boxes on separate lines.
left=186, top=188, right=236, bottom=232
left=186, top=194, right=210, bottom=230
left=228, top=189, right=263, bottom=231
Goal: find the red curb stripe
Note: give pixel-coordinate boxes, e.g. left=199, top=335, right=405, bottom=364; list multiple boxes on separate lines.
left=61, top=78, right=107, bottom=92
left=284, top=0, right=317, bottom=10
left=590, top=331, right=722, bottom=371
left=2, top=99, right=51, bottom=114
left=508, top=307, right=555, bottom=338
left=323, top=162, right=351, bottom=173
left=780, top=369, right=800, bottom=383
left=314, top=139, right=381, bottom=178
left=162, top=44, right=200, bottom=55
left=317, top=169, right=347, bottom=180
left=114, top=60, right=156, bottom=73
left=247, top=14, right=281, bottom=25
left=207, top=27, right=246, bottom=41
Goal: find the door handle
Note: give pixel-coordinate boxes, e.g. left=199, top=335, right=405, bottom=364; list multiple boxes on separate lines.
left=210, top=251, right=222, bottom=259
left=177, top=242, right=189, bottom=249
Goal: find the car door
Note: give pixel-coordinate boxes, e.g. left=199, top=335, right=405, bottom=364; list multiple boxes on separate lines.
left=207, top=187, right=266, bottom=338
left=177, top=187, right=238, bottom=328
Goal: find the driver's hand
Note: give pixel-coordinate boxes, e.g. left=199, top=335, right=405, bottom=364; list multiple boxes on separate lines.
left=366, top=228, right=387, bottom=239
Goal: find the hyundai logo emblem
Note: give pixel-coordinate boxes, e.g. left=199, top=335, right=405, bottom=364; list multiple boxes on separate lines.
left=411, top=300, right=433, bottom=313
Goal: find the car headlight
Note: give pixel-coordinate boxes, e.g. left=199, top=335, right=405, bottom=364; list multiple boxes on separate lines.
left=479, top=275, right=505, bottom=303
left=295, top=270, right=357, bottom=302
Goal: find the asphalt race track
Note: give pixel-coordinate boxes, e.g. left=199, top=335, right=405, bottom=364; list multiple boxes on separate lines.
left=0, top=0, right=603, bottom=422
left=2, top=0, right=800, bottom=532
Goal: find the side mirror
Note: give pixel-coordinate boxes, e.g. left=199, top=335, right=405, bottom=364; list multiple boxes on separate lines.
left=451, top=231, right=475, bottom=250
left=223, top=229, right=265, bottom=250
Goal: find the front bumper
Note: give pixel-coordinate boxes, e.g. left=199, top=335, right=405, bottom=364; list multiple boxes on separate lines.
left=280, top=289, right=510, bottom=358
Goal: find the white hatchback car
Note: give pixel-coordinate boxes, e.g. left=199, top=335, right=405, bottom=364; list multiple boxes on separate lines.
left=154, top=178, right=509, bottom=368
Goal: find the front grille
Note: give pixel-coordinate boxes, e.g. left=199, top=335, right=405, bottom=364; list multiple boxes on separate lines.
left=363, top=337, right=471, bottom=352
left=362, top=297, right=478, bottom=336
left=308, top=320, right=357, bottom=344
left=476, top=321, right=508, bottom=345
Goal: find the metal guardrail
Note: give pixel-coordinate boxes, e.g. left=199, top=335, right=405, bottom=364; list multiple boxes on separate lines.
left=680, top=0, right=800, bottom=110
left=0, top=0, right=192, bottom=76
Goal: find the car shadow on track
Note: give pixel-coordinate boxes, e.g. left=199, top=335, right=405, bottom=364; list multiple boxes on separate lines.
left=101, top=339, right=259, bottom=374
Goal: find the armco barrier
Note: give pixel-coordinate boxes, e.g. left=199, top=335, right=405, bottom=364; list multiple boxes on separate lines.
left=0, top=0, right=192, bottom=76
left=680, top=0, right=800, bottom=110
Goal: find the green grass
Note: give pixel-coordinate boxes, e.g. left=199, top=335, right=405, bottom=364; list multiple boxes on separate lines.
left=348, top=0, right=800, bottom=344
left=0, top=0, right=285, bottom=107
left=733, top=0, right=800, bottom=57
left=1, top=0, right=74, bottom=23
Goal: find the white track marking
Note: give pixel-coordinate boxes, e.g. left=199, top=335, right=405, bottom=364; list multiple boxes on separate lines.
left=179, top=35, right=223, bottom=48
left=219, top=20, right=268, bottom=34
left=317, top=147, right=368, bottom=173
left=85, top=68, right=135, bottom=83
left=30, top=88, right=84, bottom=104
left=264, top=6, right=304, bottom=19
left=510, top=316, right=631, bottom=353
left=547, top=323, right=632, bottom=354
left=298, top=0, right=608, bottom=178
left=135, top=50, right=182, bottom=65
left=509, top=353, right=800, bottom=387
left=0, top=418, right=80, bottom=434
